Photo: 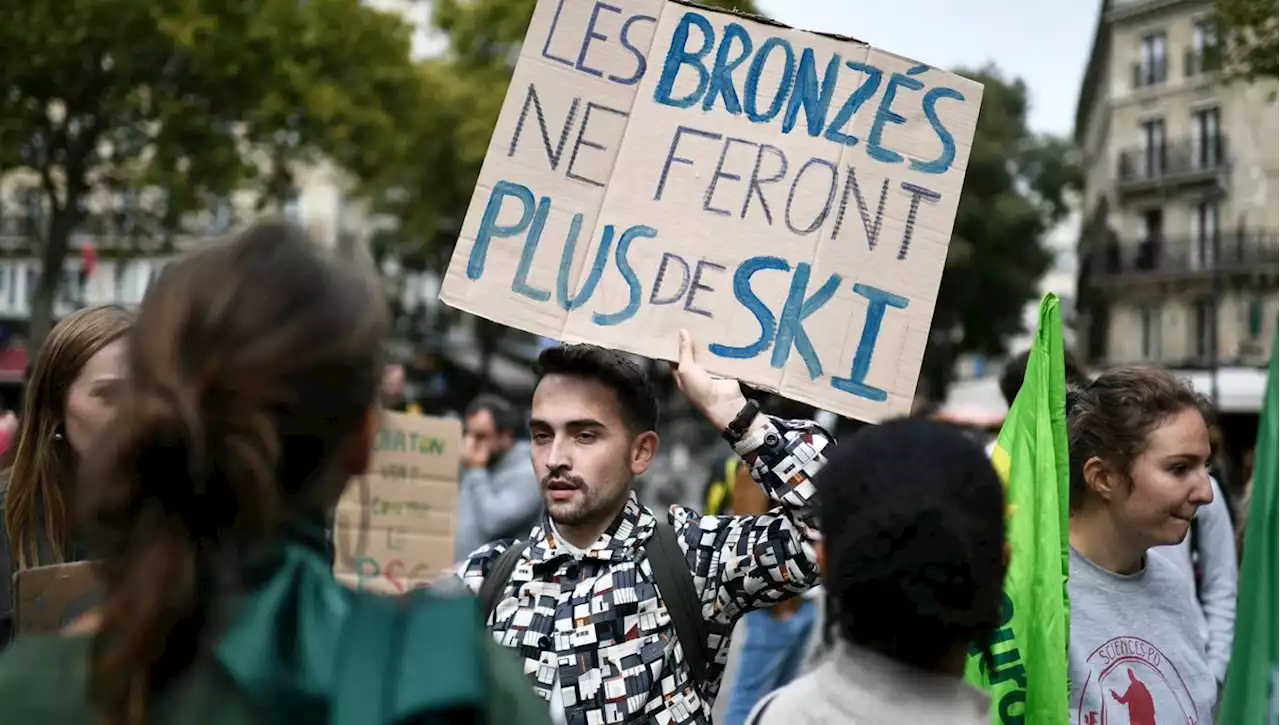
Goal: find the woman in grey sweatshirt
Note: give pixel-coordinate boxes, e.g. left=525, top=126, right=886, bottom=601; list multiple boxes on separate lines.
left=747, top=419, right=1005, bottom=725
left=1065, top=368, right=1219, bottom=724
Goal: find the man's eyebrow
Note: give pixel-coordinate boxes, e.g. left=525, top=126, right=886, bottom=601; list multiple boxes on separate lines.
left=528, top=418, right=606, bottom=429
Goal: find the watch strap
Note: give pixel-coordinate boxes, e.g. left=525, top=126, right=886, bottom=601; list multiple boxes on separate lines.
left=722, top=399, right=761, bottom=443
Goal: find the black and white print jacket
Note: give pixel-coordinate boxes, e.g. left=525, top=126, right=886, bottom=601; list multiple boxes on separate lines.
left=459, top=416, right=830, bottom=725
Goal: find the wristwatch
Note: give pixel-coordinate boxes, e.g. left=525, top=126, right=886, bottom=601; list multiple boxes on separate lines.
left=722, top=399, right=761, bottom=444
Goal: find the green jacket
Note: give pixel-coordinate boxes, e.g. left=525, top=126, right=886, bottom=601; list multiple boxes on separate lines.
left=0, top=541, right=549, bottom=725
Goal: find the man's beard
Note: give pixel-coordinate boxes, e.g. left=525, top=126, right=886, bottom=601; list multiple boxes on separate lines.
left=542, top=472, right=630, bottom=528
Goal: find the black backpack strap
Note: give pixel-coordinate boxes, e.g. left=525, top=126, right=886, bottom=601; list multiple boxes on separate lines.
left=480, top=542, right=529, bottom=623
left=646, top=520, right=709, bottom=691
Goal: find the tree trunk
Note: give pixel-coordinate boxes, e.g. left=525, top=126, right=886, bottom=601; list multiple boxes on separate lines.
left=26, top=210, right=74, bottom=361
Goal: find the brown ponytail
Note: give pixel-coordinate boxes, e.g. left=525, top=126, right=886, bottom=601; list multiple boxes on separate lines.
left=79, top=222, right=387, bottom=724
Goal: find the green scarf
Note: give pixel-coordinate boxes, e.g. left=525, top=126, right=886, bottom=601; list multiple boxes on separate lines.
left=216, top=526, right=487, bottom=725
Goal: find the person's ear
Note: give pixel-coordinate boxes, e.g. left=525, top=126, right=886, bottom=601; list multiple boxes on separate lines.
left=629, top=431, right=659, bottom=476
left=344, top=408, right=381, bottom=476
left=1082, top=456, right=1121, bottom=503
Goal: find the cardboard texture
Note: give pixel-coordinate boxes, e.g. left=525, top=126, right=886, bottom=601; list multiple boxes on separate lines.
left=439, top=0, right=983, bottom=422
left=13, top=561, right=101, bottom=635
left=333, top=411, right=462, bottom=594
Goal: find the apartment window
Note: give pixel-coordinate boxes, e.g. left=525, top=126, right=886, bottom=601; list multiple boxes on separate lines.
left=1192, top=298, right=1216, bottom=359
left=8, top=264, right=20, bottom=308
left=1246, top=297, right=1265, bottom=340
left=1191, top=107, right=1222, bottom=169
left=24, top=265, right=38, bottom=310
left=59, top=266, right=82, bottom=306
left=1192, top=201, right=1221, bottom=269
left=1137, top=208, right=1164, bottom=270
left=1139, top=304, right=1163, bottom=361
left=1141, top=118, right=1166, bottom=178
left=1190, top=19, right=1220, bottom=75
left=1137, top=32, right=1168, bottom=87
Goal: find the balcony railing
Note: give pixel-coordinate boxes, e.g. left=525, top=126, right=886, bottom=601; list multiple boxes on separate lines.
left=1132, top=59, right=1169, bottom=89
left=1117, top=136, right=1229, bottom=187
left=1090, top=230, right=1280, bottom=281
left=1185, top=47, right=1222, bottom=77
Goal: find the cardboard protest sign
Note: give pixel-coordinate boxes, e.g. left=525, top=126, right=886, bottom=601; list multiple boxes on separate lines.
left=440, top=0, right=983, bottom=422
left=333, top=412, right=461, bottom=595
left=13, top=561, right=101, bottom=635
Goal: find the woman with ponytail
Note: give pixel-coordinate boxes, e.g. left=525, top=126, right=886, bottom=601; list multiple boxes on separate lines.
left=0, top=222, right=549, bottom=725
left=0, top=304, right=132, bottom=648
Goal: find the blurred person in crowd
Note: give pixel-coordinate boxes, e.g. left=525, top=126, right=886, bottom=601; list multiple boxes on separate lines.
left=1066, top=369, right=1219, bottom=722
left=454, top=393, right=543, bottom=560
left=994, top=347, right=1090, bottom=455
left=748, top=419, right=1005, bottom=724
left=0, top=305, right=132, bottom=649
left=379, top=361, right=422, bottom=414
left=0, top=222, right=548, bottom=724
left=459, top=334, right=830, bottom=725
left=722, top=394, right=823, bottom=725
left=1228, top=476, right=1249, bottom=568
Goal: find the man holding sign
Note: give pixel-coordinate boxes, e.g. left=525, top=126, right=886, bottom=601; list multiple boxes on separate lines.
left=458, top=331, right=828, bottom=724
left=444, top=0, right=986, bottom=721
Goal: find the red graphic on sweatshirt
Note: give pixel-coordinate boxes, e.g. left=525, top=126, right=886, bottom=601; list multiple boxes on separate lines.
left=1110, top=669, right=1156, bottom=725
left=1075, top=636, right=1200, bottom=725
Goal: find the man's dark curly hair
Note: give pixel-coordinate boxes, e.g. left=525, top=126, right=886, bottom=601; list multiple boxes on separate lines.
left=817, top=418, right=1007, bottom=672
left=535, top=344, right=659, bottom=434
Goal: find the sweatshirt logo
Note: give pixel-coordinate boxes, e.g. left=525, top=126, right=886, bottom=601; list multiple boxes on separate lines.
left=1076, top=636, right=1199, bottom=725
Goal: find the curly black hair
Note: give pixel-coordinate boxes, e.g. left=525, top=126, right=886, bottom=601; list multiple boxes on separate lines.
left=535, top=344, right=659, bottom=434
left=817, top=418, right=1007, bottom=672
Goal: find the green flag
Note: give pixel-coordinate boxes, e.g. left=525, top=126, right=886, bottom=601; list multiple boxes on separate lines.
left=1218, top=327, right=1278, bottom=724
left=964, top=294, right=1070, bottom=725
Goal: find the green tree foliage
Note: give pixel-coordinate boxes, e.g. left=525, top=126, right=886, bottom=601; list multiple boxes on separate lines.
left=1215, top=0, right=1279, bottom=81
left=918, top=66, right=1081, bottom=401
left=0, top=0, right=424, bottom=352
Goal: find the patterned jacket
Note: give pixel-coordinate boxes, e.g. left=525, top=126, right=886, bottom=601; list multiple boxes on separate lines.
left=458, top=416, right=830, bottom=725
